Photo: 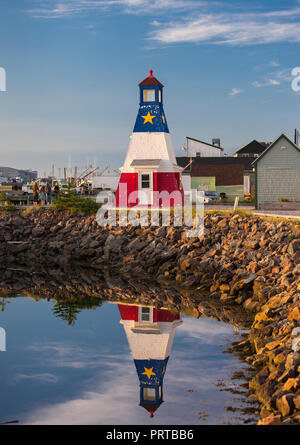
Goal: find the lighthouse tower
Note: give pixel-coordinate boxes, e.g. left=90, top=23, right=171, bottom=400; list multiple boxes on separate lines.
left=115, top=70, right=184, bottom=208
left=118, top=304, right=182, bottom=417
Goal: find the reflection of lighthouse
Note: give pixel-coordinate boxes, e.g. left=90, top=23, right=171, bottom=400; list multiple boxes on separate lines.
left=115, top=70, right=184, bottom=208
left=118, top=304, right=182, bottom=418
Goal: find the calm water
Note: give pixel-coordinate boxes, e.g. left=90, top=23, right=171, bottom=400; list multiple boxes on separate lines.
left=0, top=296, right=257, bottom=425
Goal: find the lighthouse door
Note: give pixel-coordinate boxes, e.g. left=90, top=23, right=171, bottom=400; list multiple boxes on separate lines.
left=139, top=173, right=153, bottom=205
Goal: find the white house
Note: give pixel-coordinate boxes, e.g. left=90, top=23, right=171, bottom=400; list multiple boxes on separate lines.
left=184, top=137, right=224, bottom=158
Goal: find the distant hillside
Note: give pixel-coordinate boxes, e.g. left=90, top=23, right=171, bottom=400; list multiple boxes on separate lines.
left=0, top=166, right=38, bottom=181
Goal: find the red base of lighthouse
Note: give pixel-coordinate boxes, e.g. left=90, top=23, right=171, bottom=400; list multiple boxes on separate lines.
left=115, top=172, right=184, bottom=208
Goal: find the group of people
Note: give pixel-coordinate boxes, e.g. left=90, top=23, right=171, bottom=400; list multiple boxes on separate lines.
left=32, top=182, right=60, bottom=206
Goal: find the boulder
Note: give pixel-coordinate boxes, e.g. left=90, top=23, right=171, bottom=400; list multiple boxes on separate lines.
left=276, top=394, right=295, bottom=417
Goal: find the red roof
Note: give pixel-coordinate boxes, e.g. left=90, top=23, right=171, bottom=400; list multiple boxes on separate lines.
left=140, top=403, right=162, bottom=417
left=139, top=70, right=164, bottom=87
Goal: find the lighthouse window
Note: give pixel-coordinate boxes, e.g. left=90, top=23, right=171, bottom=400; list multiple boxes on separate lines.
left=141, top=307, right=151, bottom=321
left=143, top=388, right=156, bottom=401
left=143, top=89, right=155, bottom=102
left=158, top=90, right=162, bottom=102
left=141, top=174, right=150, bottom=189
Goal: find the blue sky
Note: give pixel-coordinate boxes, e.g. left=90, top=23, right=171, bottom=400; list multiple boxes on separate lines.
left=0, top=0, right=300, bottom=175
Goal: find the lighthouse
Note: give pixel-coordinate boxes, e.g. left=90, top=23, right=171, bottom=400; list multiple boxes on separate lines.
left=115, top=70, right=184, bottom=208
left=118, top=304, right=182, bottom=418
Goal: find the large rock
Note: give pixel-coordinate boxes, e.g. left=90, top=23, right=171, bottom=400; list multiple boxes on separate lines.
left=276, top=394, right=295, bottom=417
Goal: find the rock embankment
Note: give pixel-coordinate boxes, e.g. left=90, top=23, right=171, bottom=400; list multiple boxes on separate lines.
left=0, top=209, right=299, bottom=424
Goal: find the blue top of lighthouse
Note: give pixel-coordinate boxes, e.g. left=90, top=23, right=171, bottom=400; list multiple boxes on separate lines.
left=134, top=357, right=169, bottom=418
left=133, top=70, right=169, bottom=133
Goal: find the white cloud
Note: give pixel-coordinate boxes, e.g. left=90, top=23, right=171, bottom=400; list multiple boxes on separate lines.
left=150, top=9, right=300, bottom=46
left=229, top=88, right=242, bottom=96
left=252, top=79, right=280, bottom=88
left=252, top=68, right=292, bottom=88
left=11, top=373, right=59, bottom=384
left=178, top=316, right=234, bottom=343
left=26, top=1, right=300, bottom=48
left=268, top=61, right=280, bottom=67
left=27, top=0, right=202, bottom=18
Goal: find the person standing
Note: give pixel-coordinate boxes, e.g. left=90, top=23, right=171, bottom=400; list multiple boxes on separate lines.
left=46, top=182, right=52, bottom=205
left=32, top=181, right=39, bottom=206
left=53, top=182, right=60, bottom=198
left=39, top=186, right=46, bottom=206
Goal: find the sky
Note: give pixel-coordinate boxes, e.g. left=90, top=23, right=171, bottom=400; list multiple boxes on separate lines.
left=0, top=0, right=300, bottom=175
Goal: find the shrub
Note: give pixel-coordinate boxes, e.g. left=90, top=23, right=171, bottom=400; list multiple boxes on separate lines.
left=53, top=187, right=101, bottom=215
left=279, top=198, right=289, bottom=202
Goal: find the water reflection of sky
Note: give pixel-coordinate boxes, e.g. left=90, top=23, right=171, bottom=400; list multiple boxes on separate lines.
left=0, top=298, right=252, bottom=425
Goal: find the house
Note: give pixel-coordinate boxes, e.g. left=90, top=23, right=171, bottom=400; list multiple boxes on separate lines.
left=234, top=140, right=272, bottom=194
left=115, top=70, right=184, bottom=208
left=253, top=133, right=300, bottom=209
left=177, top=156, right=245, bottom=198
left=234, top=140, right=271, bottom=159
left=183, top=136, right=224, bottom=157
left=118, top=304, right=182, bottom=418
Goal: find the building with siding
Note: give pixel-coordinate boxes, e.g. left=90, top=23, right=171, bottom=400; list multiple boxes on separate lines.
left=177, top=157, right=245, bottom=198
left=234, top=140, right=272, bottom=194
left=253, top=133, right=300, bottom=209
left=234, top=140, right=271, bottom=160
left=183, top=136, right=224, bottom=157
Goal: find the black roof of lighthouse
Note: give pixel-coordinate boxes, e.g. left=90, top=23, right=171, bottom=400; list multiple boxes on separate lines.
left=139, top=70, right=164, bottom=87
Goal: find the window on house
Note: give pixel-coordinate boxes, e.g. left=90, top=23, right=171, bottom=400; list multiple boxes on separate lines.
left=196, top=152, right=201, bottom=157
left=141, top=174, right=150, bottom=189
left=143, top=89, right=155, bottom=102
left=143, top=388, right=156, bottom=401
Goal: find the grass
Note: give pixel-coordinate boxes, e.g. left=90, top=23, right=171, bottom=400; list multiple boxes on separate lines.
left=215, top=198, right=254, bottom=205
left=205, top=209, right=252, bottom=217
left=0, top=204, right=17, bottom=212
left=21, top=205, right=43, bottom=216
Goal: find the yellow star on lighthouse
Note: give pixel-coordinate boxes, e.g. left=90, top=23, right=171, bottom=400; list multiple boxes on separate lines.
left=142, top=112, right=156, bottom=124
left=142, top=367, right=156, bottom=379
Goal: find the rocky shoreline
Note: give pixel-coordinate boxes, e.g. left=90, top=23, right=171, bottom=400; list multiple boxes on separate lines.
left=0, top=208, right=299, bottom=425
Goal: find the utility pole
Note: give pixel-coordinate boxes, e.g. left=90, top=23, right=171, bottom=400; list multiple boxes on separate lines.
left=51, top=164, right=54, bottom=187
left=295, top=128, right=300, bottom=147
